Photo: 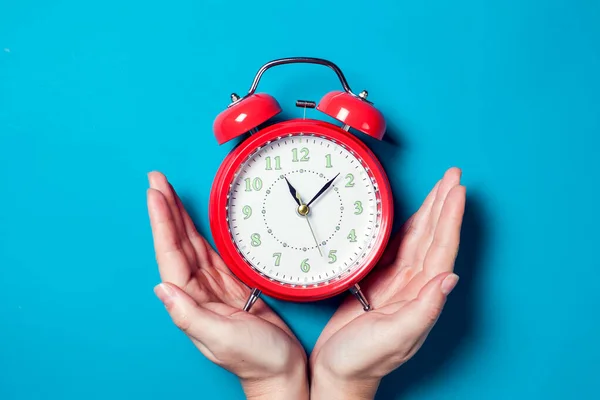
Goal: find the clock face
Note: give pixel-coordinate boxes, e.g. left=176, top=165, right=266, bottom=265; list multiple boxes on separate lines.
left=226, top=133, right=383, bottom=287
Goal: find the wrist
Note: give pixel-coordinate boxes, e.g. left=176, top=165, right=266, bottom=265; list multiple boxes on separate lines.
left=310, top=364, right=380, bottom=400
left=241, top=361, right=309, bottom=400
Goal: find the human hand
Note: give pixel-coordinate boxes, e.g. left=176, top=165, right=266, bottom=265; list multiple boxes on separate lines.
left=310, top=167, right=466, bottom=400
left=147, top=172, right=308, bottom=400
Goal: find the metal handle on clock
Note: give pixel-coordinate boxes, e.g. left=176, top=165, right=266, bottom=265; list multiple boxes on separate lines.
left=228, top=57, right=357, bottom=108
left=249, top=57, right=354, bottom=94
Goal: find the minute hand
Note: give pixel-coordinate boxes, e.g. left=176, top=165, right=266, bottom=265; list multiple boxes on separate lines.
left=307, top=173, right=340, bottom=207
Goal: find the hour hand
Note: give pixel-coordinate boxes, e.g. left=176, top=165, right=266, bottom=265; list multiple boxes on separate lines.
left=284, top=177, right=302, bottom=206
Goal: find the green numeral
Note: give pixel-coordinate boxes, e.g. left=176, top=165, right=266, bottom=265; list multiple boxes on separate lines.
left=251, top=233, right=261, bottom=247
left=242, top=205, right=252, bottom=219
left=354, top=201, right=363, bottom=215
left=273, top=252, right=281, bottom=266
left=325, top=154, right=333, bottom=168
left=328, top=250, right=337, bottom=264
left=245, top=177, right=263, bottom=191
left=347, top=229, right=357, bottom=242
left=292, top=147, right=310, bottom=162
left=345, top=173, right=355, bottom=187
left=265, top=156, right=281, bottom=170
left=301, top=258, right=310, bottom=273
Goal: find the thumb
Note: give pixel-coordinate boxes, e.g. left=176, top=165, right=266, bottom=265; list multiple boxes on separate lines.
left=395, top=272, right=459, bottom=338
left=154, top=282, right=230, bottom=346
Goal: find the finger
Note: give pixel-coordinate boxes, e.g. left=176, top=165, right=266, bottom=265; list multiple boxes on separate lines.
left=378, top=216, right=413, bottom=267
left=404, top=180, right=441, bottom=240
left=171, top=187, right=211, bottom=261
left=413, top=168, right=461, bottom=270
left=392, top=179, right=442, bottom=266
left=424, top=185, right=466, bottom=276
left=393, top=272, right=459, bottom=339
left=147, top=188, right=192, bottom=286
left=378, top=179, right=440, bottom=268
left=172, top=190, right=235, bottom=275
left=149, top=171, right=200, bottom=270
left=154, top=282, right=231, bottom=348
left=362, top=179, right=442, bottom=303
left=171, top=183, right=199, bottom=238
left=425, top=168, right=462, bottom=244
left=148, top=171, right=187, bottom=243
left=392, top=184, right=464, bottom=301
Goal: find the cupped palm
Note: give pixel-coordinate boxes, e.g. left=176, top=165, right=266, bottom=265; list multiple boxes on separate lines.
left=311, top=167, right=466, bottom=381
left=147, top=171, right=306, bottom=381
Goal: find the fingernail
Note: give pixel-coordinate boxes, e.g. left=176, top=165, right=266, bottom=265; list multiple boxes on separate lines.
left=441, top=273, right=459, bottom=295
left=147, top=172, right=153, bottom=187
left=154, top=283, right=175, bottom=306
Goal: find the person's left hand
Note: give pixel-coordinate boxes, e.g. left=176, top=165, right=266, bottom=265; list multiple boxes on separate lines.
left=147, top=171, right=308, bottom=400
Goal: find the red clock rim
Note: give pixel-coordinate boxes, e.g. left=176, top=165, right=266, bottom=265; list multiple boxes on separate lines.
left=209, top=119, right=394, bottom=302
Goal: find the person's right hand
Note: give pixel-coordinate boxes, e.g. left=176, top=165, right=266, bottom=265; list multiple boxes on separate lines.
left=147, top=171, right=308, bottom=400
left=310, top=168, right=466, bottom=400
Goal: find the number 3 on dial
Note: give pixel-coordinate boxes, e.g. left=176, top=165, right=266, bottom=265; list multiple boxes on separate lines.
left=354, top=201, right=363, bottom=214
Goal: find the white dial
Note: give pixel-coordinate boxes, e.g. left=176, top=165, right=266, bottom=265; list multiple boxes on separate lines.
left=227, top=133, right=382, bottom=286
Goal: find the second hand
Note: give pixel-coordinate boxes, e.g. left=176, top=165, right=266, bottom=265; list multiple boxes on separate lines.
left=305, top=216, right=322, bottom=257
left=295, top=192, right=323, bottom=257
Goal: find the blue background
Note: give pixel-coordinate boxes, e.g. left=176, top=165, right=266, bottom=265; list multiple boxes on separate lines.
left=1, top=1, right=599, bottom=399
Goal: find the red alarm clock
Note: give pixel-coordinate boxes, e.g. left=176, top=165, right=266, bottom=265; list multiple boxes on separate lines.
left=209, top=57, right=393, bottom=312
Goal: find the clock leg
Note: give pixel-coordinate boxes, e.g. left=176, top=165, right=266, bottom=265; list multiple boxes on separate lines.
left=349, top=284, right=371, bottom=312
left=243, top=288, right=262, bottom=312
